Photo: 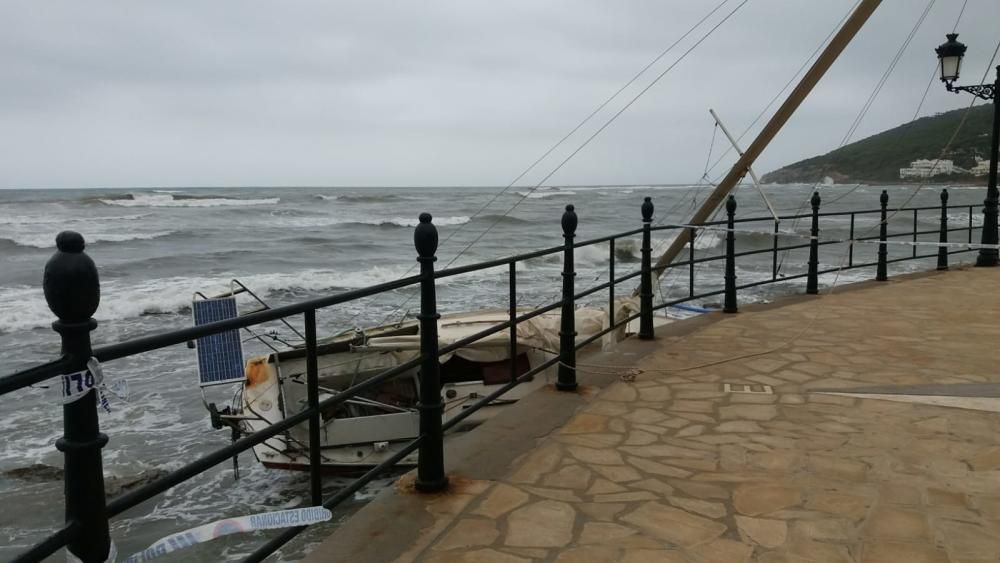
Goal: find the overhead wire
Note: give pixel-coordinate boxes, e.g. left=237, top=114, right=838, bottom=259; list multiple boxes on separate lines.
left=446, top=0, right=753, bottom=268
left=772, top=0, right=938, bottom=276
left=547, top=7, right=998, bottom=376
left=562, top=0, right=864, bottom=314
left=331, top=0, right=735, bottom=331
left=642, top=0, right=862, bottom=307
left=370, top=0, right=752, bottom=327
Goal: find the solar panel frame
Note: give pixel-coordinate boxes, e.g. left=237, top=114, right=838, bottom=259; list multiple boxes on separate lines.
left=192, top=297, right=246, bottom=386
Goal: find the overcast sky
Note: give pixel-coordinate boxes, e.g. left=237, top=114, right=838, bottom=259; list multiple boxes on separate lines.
left=1, top=1, right=997, bottom=189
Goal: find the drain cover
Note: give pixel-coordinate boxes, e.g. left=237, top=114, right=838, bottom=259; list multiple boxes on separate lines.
left=723, top=383, right=774, bottom=394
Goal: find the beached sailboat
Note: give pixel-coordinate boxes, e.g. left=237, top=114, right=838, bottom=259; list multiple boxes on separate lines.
left=191, top=0, right=883, bottom=472
left=193, top=286, right=644, bottom=471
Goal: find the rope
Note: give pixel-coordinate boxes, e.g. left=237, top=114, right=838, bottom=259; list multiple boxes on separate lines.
left=362, top=0, right=748, bottom=329
left=702, top=0, right=861, bottom=179
left=773, top=0, right=938, bottom=274
left=574, top=39, right=1000, bottom=380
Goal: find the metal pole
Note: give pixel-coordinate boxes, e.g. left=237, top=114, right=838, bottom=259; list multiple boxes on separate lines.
left=877, top=190, right=889, bottom=281
left=608, top=239, right=615, bottom=326
left=43, top=232, right=111, bottom=563
left=849, top=214, right=855, bottom=267
left=938, top=189, right=949, bottom=270
left=772, top=220, right=779, bottom=280
left=509, top=263, right=518, bottom=383
left=975, top=66, right=1000, bottom=267
left=724, top=196, right=738, bottom=313
left=709, top=108, right=779, bottom=223
left=688, top=227, right=695, bottom=298
left=647, top=0, right=883, bottom=284
left=639, top=197, right=655, bottom=340
left=413, top=213, right=448, bottom=492
left=304, top=309, right=322, bottom=505
left=557, top=205, right=578, bottom=392
left=807, top=191, right=821, bottom=294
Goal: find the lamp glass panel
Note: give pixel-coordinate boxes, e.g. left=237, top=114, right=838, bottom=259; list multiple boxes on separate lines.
left=939, top=55, right=961, bottom=81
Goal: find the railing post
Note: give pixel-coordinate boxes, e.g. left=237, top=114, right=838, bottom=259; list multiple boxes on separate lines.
left=639, top=197, right=655, bottom=340
left=608, top=239, right=615, bottom=326
left=557, top=204, right=578, bottom=392
left=938, top=189, right=949, bottom=271
left=771, top=220, right=779, bottom=280
left=877, top=190, right=888, bottom=281
left=413, top=213, right=448, bottom=492
left=806, top=191, right=821, bottom=295
left=688, top=226, right=696, bottom=298
left=44, top=232, right=111, bottom=563
left=724, top=196, right=738, bottom=314
left=304, top=309, right=322, bottom=506
left=509, top=262, right=518, bottom=383
left=849, top=213, right=855, bottom=267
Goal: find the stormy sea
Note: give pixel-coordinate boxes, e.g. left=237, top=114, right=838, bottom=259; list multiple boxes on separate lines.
left=0, top=182, right=984, bottom=561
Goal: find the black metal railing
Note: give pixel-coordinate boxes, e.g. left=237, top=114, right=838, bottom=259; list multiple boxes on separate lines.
left=1, top=188, right=980, bottom=563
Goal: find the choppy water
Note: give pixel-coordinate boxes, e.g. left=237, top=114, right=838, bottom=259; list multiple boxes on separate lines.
left=0, top=182, right=984, bottom=561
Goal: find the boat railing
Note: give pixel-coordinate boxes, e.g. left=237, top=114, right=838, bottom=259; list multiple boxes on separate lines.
left=0, top=187, right=981, bottom=563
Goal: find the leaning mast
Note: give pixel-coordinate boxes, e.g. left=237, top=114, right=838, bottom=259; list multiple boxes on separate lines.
left=649, top=0, right=883, bottom=281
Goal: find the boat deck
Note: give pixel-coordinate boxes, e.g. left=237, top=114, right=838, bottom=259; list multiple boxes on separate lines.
left=305, top=266, right=1000, bottom=563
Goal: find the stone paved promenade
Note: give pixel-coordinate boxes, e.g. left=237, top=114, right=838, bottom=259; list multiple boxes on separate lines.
left=311, top=267, right=1000, bottom=563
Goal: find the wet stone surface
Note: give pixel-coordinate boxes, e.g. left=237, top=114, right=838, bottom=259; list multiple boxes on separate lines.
left=387, top=269, right=1000, bottom=562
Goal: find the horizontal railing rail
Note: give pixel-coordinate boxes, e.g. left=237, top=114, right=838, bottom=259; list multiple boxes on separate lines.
left=3, top=188, right=984, bottom=563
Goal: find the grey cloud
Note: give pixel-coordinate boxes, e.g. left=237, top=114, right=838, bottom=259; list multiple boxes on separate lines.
left=1, top=0, right=997, bottom=188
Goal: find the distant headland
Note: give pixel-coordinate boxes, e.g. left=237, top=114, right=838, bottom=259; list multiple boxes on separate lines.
left=762, top=104, right=994, bottom=184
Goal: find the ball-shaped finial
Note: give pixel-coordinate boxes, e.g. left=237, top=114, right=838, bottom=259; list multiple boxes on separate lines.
left=641, top=197, right=654, bottom=223
left=561, top=204, right=578, bottom=237
left=726, top=195, right=737, bottom=214
left=414, top=213, right=438, bottom=258
left=43, top=231, right=100, bottom=323
left=810, top=191, right=821, bottom=208
left=880, top=190, right=889, bottom=206
left=941, top=188, right=949, bottom=203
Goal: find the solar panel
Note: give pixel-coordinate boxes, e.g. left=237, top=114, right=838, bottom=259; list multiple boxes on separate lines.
left=192, top=297, right=246, bottom=386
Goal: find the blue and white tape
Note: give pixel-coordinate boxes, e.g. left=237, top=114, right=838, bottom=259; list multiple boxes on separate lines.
left=122, top=507, right=332, bottom=563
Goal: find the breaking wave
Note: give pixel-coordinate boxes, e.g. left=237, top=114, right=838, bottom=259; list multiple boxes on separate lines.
left=0, top=213, right=150, bottom=226
left=0, top=266, right=408, bottom=333
left=0, top=231, right=176, bottom=249
left=99, top=193, right=279, bottom=208
left=473, top=214, right=533, bottom=225
left=514, top=189, right=577, bottom=199
left=0, top=262, right=514, bottom=333
left=266, top=215, right=470, bottom=228
left=314, top=194, right=412, bottom=203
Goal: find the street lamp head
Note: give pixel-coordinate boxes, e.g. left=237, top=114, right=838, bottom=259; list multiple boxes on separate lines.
left=935, top=33, right=967, bottom=85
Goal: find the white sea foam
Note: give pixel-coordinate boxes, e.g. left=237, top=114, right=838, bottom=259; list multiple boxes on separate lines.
left=0, top=213, right=150, bottom=226
left=0, top=265, right=419, bottom=332
left=514, top=190, right=577, bottom=199
left=100, top=193, right=279, bottom=208
left=1, top=230, right=176, bottom=248
left=268, top=215, right=470, bottom=228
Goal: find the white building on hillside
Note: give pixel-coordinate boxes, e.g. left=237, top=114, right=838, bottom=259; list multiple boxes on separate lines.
left=899, top=159, right=954, bottom=179
left=971, top=157, right=991, bottom=176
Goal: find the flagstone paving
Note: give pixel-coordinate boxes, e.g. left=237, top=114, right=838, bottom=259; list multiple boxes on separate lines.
left=390, top=268, right=1000, bottom=562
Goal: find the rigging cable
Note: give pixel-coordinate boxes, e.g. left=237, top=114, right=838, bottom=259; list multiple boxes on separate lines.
left=371, top=0, right=752, bottom=328
left=339, top=0, right=736, bottom=329
left=772, top=0, right=937, bottom=275
left=640, top=0, right=862, bottom=310
left=700, top=0, right=861, bottom=182
left=913, top=0, right=969, bottom=121
left=540, top=0, right=864, bottom=314
left=443, top=0, right=752, bottom=270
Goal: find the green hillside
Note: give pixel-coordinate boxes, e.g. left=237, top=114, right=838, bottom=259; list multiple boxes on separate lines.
left=761, top=104, right=994, bottom=184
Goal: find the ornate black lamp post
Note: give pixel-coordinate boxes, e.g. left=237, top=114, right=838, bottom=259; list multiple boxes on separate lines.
left=936, top=33, right=999, bottom=267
